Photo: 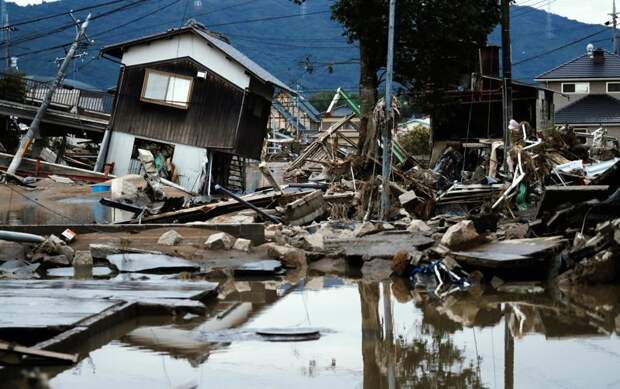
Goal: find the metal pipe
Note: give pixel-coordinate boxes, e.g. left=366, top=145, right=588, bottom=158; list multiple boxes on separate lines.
left=380, top=0, right=396, bottom=220
left=0, top=230, right=45, bottom=243
left=214, top=184, right=282, bottom=224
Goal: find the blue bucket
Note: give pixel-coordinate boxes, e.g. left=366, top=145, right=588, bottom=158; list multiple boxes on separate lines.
left=91, top=184, right=111, bottom=193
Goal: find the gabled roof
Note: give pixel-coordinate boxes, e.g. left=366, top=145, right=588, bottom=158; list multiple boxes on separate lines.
left=100, top=22, right=293, bottom=93
left=535, top=50, right=620, bottom=81
left=555, top=94, right=620, bottom=124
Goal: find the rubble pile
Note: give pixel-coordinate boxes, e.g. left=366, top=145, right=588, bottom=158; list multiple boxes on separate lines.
left=1, top=114, right=619, bottom=295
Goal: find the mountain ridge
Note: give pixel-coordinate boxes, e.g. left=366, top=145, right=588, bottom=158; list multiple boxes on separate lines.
left=2, top=0, right=614, bottom=94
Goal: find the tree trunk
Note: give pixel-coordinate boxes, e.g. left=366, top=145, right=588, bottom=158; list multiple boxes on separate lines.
left=357, top=42, right=379, bottom=159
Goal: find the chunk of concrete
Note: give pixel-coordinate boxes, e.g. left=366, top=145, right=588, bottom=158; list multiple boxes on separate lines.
left=303, top=232, right=324, bottom=251
left=205, top=232, right=235, bottom=250
left=354, top=222, right=382, bottom=238
left=35, top=234, right=74, bottom=262
left=0, top=241, right=26, bottom=261
left=407, top=219, right=432, bottom=234
left=440, top=220, right=479, bottom=248
left=310, top=257, right=348, bottom=275
left=40, top=254, right=71, bottom=267
left=72, top=250, right=93, bottom=267
left=233, top=238, right=252, bottom=252
left=266, top=244, right=307, bottom=268
left=361, top=259, right=393, bottom=282
left=157, top=230, right=184, bottom=246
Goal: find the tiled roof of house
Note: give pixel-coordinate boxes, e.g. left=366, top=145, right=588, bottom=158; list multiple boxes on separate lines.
left=535, top=50, right=620, bottom=80
left=555, top=94, right=620, bottom=124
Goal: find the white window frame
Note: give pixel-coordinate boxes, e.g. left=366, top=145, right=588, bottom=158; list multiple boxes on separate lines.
left=561, top=82, right=590, bottom=94
left=140, top=69, right=194, bottom=109
left=606, top=81, right=620, bottom=93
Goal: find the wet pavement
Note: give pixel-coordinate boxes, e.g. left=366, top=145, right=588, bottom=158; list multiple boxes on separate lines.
left=4, top=277, right=615, bottom=389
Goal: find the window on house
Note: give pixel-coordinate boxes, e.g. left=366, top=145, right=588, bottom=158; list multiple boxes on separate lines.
left=141, top=69, right=193, bottom=109
left=562, top=82, right=589, bottom=94
left=607, top=82, right=620, bottom=93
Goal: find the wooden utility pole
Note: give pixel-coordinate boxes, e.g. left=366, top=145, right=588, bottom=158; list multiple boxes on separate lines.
left=6, top=13, right=91, bottom=177
left=501, top=0, right=513, bottom=170
left=380, top=0, right=396, bottom=220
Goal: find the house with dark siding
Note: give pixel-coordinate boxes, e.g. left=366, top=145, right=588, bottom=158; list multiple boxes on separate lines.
left=96, top=20, right=293, bottom=193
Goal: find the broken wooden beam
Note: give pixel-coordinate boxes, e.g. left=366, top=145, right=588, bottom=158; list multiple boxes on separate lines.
left=0, top=341, right=78, bottom=365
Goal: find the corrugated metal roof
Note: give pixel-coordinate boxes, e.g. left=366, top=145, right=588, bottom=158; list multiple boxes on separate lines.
left=535, top=50, right=620, bottom=80
left=100, top=23, right=294, bottom=93
left=555, top=94, right=620, bottom=124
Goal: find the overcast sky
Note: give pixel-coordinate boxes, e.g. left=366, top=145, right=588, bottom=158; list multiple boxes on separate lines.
left=5, top=0, right=615, bottom=25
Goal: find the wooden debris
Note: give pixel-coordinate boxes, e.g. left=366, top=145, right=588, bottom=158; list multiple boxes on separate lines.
left=0, top=341, right=78, bottom=365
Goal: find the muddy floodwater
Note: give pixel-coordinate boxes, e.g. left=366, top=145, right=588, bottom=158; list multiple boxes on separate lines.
left=11, top=277, right=612, bottom=389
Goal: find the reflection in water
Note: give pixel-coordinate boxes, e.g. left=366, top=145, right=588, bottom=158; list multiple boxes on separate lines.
left=22, top=278, right=620, bottom=389
left=361, top=281, right=486, bottom=389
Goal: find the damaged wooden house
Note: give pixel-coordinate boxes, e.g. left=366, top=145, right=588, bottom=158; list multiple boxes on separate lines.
left=95, top=20, right=294, bottom=193
left=430, top=46, right=555, bottom=164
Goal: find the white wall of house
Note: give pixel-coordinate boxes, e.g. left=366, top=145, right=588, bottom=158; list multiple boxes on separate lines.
left=121, top=34, right=251, bottom=89
left=105, top=131, right=135, bottom=176
left=171, top=144, right=208, bottom=193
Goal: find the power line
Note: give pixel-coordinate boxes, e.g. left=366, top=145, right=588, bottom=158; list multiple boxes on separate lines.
left=90, top=0, right=182, bottom=38
left=1, top=0, right=149, bottom=49
left=513, top=27, right=609, bottom=66
left=2, top=0, right=133, bottom=31
left=0, top=0, right=151, bottom=59
left=207, top=9, right=330, bottom=28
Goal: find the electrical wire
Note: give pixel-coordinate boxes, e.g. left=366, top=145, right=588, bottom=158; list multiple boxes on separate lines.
left=0, top=0, right=153, bottom=60
left=0, top=0, right=149, bottom=49
left=513, top=27, right=610, bottom=66
left=1, top=0, right=134, bottom=31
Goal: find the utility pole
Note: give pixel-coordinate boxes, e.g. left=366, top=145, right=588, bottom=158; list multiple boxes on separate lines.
left=380, top=0, right=396, bottom=220
left=6, top=13, right=91, bottom=177
left=501, top=0, right=513, bottom=171
left=612, top=0, right=619, bottom=55
left=0, top=0, right=9, bottom=71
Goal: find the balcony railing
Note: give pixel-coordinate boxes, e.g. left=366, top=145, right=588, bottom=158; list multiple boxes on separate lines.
left=0, top=72, right=114, bottom=115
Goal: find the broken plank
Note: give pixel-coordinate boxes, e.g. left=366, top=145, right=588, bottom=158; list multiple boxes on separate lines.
left=0, top=341, right=78, bottom=364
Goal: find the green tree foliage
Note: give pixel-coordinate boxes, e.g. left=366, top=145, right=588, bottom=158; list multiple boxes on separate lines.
left=0, top=70, right=27, bottom=102
left=292, top=0, right=500, bottom=157
left=398, top=125, right=430, bottom=156
left=308, top=90, right=337, bottom=113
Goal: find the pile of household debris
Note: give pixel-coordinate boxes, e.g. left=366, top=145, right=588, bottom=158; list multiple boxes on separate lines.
left=2, top=116, right=620, bottom=296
